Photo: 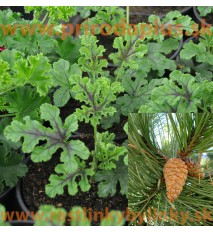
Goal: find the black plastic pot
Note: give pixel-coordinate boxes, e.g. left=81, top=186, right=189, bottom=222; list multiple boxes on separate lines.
left=0, top=187, right=24, bottom=223
left=0, top=188, right=13, bottom=203
left=15, top=180, right=33, bottom=221
left=193, top=6, right=213, bottom=26
left=9, top=220, right=34, bottom=226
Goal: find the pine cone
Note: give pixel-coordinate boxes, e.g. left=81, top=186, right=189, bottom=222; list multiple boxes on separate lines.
left=185, top=159, right=204, bottom=179
left=163, top=158, right=188, bottom=202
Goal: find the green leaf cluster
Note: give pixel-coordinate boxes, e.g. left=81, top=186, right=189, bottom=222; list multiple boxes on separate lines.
left=24, top=6, right=76, bottom=23
left=148, top=10, right=198, bottom=40
left=4, top=103, right=91, bottom=198
left=95, top=156, right=128, bottom=197
left=78, top=35, right=108, bottom=78
left=5, top=86, right=49, bottom=121
left=139, top=71, right=213, bottom=113
left=96, top=131, right=127, bottom=170
left=0, top=49, right=53, bottom=96
left=110, top=35, right=147, bottom=69
left=197, top=6, right=213, bottom=17
left=80, top=7, right=125, bottom=35
left=0, top=118, right=27, bottom=194
left=0, top=204, right=10, bottom=226
left=179, top=28, right=213, bottom=81
left=51, top=60, right=78, bottom=107
left=72, top=74, right=123, bottom=126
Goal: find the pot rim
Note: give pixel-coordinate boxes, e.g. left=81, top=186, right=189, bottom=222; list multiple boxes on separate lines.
left=9, top=219, right=34, bottom=226
left=193, top=6, right=212, bottom=26
left=0, top=187, right=13, bottom=200
left=15, top=179, right=33, bottom=221
left=170, top=36, right=184, bottom=60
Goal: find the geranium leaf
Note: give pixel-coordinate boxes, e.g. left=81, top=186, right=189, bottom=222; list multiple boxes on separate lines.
left=5, top=86, right=49, bottom=121
left=4, top=103, right=91, bottom=197
left=95, top=157, right=127, bottom=197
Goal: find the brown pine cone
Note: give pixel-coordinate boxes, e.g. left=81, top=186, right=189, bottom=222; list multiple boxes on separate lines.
left=163, top=158, right=188, bottom=202
left=185, top=159, right=204, bottom=179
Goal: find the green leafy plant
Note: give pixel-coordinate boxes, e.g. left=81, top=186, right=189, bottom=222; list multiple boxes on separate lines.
left=139, top=70, right=213, bottom=113
left=148, top=10, right=198, bottom=40
left=99, top=11, right=200, bottom=128
left=0, top=10, right=57, bottom=56
left=0, top=204, right=10, bottom=226
left=197, top=6, right=213, bottom=17
left=0, top=118, right=27, bottom=194
left=0, top=9, right=22, bottom=48
left=178, top=27, right=213, bottom=81
left=3, top=34, right=128, bottom=199
left=0, top=97, right=7, bottom=112
left=8, top=21, right=57, bottom=55
left=24, top=6, right=76, bottom=24
left=4, top=86, right=49, bottom=121
left=68, top=36, right=128, bottom=196
left=49, top=34, right=128, bottom=197
left=4, top=103, right=92, bottom=197
left=0, top=49, right=53, bottom=96
left=115, top=72, right=166, bottom=116
left=4, top=102, right=127, bottom=198
left=80, top=7, right=125, bottom=35
left=54, top=36, right=81, bottom=64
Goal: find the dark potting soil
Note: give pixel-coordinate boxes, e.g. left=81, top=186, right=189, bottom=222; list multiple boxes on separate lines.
left=129, top=6, right=190, bottom=23
left=22, top=154, right=128, bottom=226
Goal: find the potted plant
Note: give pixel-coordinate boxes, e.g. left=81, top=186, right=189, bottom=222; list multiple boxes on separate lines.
left=177, top=27, right=213, bottom=82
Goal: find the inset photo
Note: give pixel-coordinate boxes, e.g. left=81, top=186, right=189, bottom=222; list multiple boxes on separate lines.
left=128, top=113, right=213, bottom=226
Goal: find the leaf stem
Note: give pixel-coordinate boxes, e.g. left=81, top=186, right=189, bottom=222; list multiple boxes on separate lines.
left=0, top=113, right=16, bottom=118
left=42, top=12, right=49, bottom=24
left=93, top=123, right=98, bottom=171
left=126, top=6, right=130, bottom=25
left=115, top=61, right=124, bottom=82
